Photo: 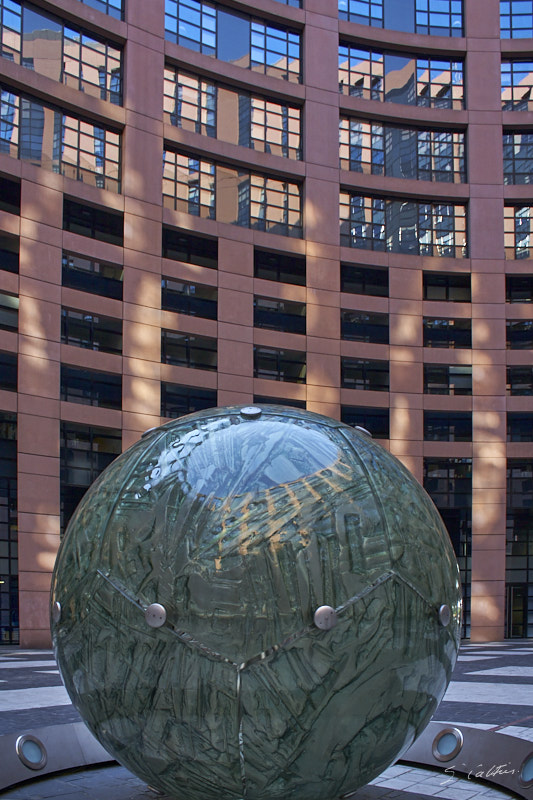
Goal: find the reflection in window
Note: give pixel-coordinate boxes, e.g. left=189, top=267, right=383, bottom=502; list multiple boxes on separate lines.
left=165, top=0, right=300, bottom=82
left=254, top=346, right=306, bottom=383
left=507, top=320, right=533, bottom=348
left=161, top=383, right=217, bottom=418
left=62, top=253, right=123, bottom=300
left=501, top=0, right=533, bottom=37
left=341, top=358, right=389, bottom=391
left=505, top=205, right=532, bottom=259
left=341, top=406, right=389, bottom=438
left=340, top=193, right=467, bottom=257
left=341, top=309, right=388, bottom=343
left=61, top=365, right=122, bottom=409
left=340, top=118, right=465, bottom=182
left=60, top=423, right=121, bottom=534
left=504, top=132, right=533, bottom=184
left=339, top=44, right=464, bottom=109
left=161, top=330, right=217, bottom=371
left=61, top=307, right=122, bottom=354
left=163, top=150, right=302, bottom=237
left=254, top=296, right=306, bottom=334
left=0, top=86, right=121, bottom=191
left=424, top=363, right=472, bottom=394
left=0, top=234, right=18, bottom=273
left=502, top=61, right=533, bottom=110
left=162, top=278, right=217, bottom=319
left=338, top=0, right=463, bottom=36
left=507, top=274, right=533, bottom=302
left=164, top=68, right=301, bottom=159
left=0, top=292, right=18, bottom=331
left=423, top=272, right=471, bottom=301
left=0, top=1, right=122, bottom=102
left=424, top=411, right=472, bottom=441
left=423, top=317, right=471, bottom=348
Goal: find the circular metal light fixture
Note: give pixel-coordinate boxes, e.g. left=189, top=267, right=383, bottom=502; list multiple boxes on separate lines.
left=52, top=601, right=61, bottom=624
left=313, top=605, right=338, bottom=630
left=519, top=753, right=533, bottom=787
left=16, top=735, right=47, bottom=770
left=145, top=603, right=167, bottom=628
left=432, top=727, right=464, bottom=762
left=438, top=604, right=452, bottom=627
left=240, top=406, right=262, bottom=419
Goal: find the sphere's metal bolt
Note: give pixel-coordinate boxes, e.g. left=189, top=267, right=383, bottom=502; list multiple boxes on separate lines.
left=438, top=604, right=451, bottom=627
left=314, top=605, right=338, bottom=630
left=145, top=603, right=167, bottom=628
left=52, top=601, right=61, bottom=624
left=240, top=406, right=262, bottom=419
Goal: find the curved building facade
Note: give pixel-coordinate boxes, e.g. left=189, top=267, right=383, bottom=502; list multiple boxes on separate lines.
left=0, top=0, right=531, bottom=646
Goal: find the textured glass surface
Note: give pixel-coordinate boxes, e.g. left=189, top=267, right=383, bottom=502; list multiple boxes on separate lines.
left=51, top=405, right=461, bottom=800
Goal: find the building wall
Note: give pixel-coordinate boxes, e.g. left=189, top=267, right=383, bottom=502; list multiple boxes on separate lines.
left=0, top=0, right=531, bottom=646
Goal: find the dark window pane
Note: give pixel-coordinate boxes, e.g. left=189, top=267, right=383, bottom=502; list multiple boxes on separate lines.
left=341, top=358, right=389, bottom=391
left=507, top=320, right=533, bottom=348
left=61, top=308, right=122, bottom=354
left=162, top=227, right=218, bottom=268
left=254, top=248, right=305, bottom=285
left=424, top=411, right=472, bottom=441
left=341, top=405, right=389, bottom=438
left=424, top=364, right=472, bottom=395
left=0, top=293, right=18, bottom=332
left=61, top=365, right=122, bottom=409
left=253, top=394, right=306, bottom=408
left=0, top=175, right=20, bottom=214
left=62, top=253, right=123, bottom=299
left=161, top=382, right=216, bottom=418
left=341, top=310, right=388, bottom=343
left=423, top=271, right=471, bottom=301
left=161, top=330, right=217, bottom=370
left=507, top=366, right=533, bottom=395
left=63, top=198, right=124, bottom=246
left=423, top=317, right=471, bottom=348
left=254, top=296, right=306, bottom=334
left=0, top=351, right=16, bottom=391
left=0, top=234, right=19, bottom=274
left=162, top=279, right=217, bottom=319
left=341, top=264, right=388, bottom=296
left=508, top=412, right=533, bottom=441
left=507, top=275, right=533, bottom=302
left=254, top=346, right=306, bottom=383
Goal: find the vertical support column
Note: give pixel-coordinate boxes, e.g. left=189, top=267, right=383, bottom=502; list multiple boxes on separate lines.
left=303, top=1, right=342, bottom=417
left=465, top=0, right=506, bottom=640
left=17, top=179, right=62, bottom=647
left=122, top=0, right=165, bottom=447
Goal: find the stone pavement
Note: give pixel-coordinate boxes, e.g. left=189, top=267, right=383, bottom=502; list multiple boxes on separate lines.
left=0, top=642, right=531, bottom=799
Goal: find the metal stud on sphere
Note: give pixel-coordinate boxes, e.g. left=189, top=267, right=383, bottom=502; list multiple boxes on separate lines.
left=51, top=406, right=461, bottom=800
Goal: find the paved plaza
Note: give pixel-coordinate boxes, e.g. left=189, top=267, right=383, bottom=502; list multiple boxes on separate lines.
left=0, top=642, right=531, bottom=800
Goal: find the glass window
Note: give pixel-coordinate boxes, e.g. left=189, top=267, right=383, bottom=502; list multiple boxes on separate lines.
left=0, top=233, right=18, bottom=273
left=339, top=44, right=464, bottom=110
left=253, top=394, right=306, bottom=408
left=502, top=60, right=533, bottom=110
left=161, top=382, right=217, bottom=418
left=341, top=309, right=388, bottom=343
left=423, top=271, right=471, bottom=301
left=0, top=174, right=20, bottom=214
left=0, top=86, right=121, bottom=191
left=254, top=296, right=306, bottom=334
left=0, top=1, right=122, bottom=101
left=0, top=350, right=16, bottom=391
left=254, top=248, right=305, bottom=285
left=61, top=307, right=122, bottom=354
left=507, top=366, right=533, bottom=394
left=424, top=411, right=472, bottom=441
left=164, top=69, right=216, bottom=137
left=504, top=132, right=533, bottom=185
left=162, top=278, right=217, bottom=319
left=508, top=412, right=533, bottom=441
left=423, top=317, right=471, bottom=347
left=339, top=0, right=463, bottom=35
left=507, top=319, right=533, bottom=348
left=341, top=405, right=389, bottom=438
left=162, top=227, right=218, bottom=268
left=61, top=365, right=122, bottom=409
left=424, top=363, right=472, bottom=394
left=254, top=346, right=306, bottom=383
left=62, top=252, right=123, bottom=299
left=341, top=263, right=388, bottom=296
left=505, top=205, right=532, bottom=259
left=163, top=150, right=302, bottom=237
left=501, top=0, right=533, bottom=37
left=0, top=292, right=17, bottom=331
left=341, top=357, right=389, bottom=390
left=340, top=118, right=465, bottom=182
left=161, top=330, right=217, bottom=371
left=60, top=422, right=121, bottom=534
left=76, top=0, right=122, bottom=19
left=63, top=198, right=123, bottom=245
left=507, top=274, right=533, bottom=302
left=165, top=1, right=301, bottom=82
left=340, top=193, right=467, bottom=257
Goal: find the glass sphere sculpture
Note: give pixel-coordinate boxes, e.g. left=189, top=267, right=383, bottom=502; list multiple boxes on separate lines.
left=51, top=405, right=461, bottom=800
